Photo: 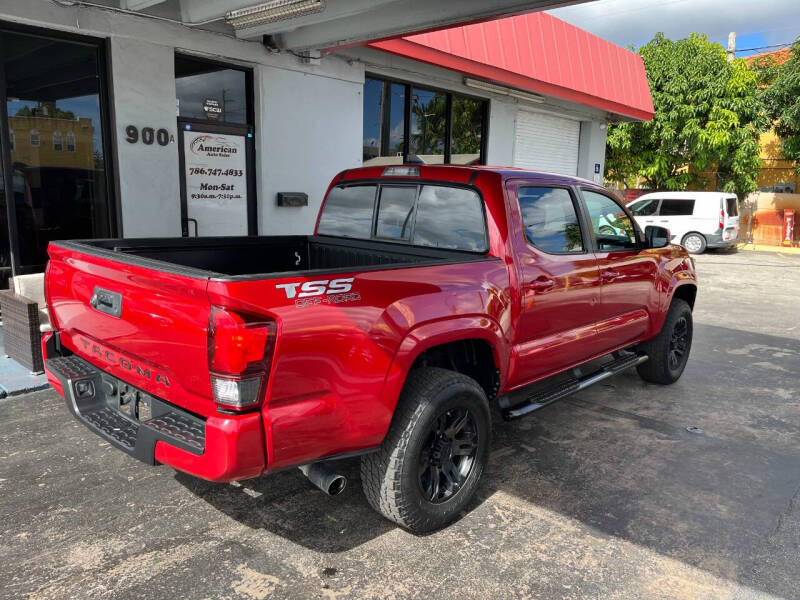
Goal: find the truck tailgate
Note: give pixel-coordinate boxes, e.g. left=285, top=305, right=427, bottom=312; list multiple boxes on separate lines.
left=46, top=243, right=216, bottom=417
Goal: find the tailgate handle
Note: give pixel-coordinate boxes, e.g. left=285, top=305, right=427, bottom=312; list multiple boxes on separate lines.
left=89, top=287, right=122, bottom=318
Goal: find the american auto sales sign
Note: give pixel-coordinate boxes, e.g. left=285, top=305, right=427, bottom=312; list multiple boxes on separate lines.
left=183, top=132, right=248, bottom=235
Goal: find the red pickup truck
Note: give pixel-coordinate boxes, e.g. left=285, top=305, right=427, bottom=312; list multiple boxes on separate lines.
left=43, top=165, right=697, bottom=532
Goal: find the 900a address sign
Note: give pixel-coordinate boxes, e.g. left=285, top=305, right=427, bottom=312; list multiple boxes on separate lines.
left=124, top=125, right=175, bottom=146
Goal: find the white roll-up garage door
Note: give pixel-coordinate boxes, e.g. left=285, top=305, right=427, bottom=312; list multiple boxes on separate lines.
left=513, top=110, right=580, bottom=175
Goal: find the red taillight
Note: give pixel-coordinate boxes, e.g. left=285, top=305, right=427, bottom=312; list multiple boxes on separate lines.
left=208, top=306, right=276, bottom=411
left=719, top=209, right=725, bottom=231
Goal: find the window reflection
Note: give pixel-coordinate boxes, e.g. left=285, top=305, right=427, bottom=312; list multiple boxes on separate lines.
left=450, top=96, right=483, bottom=165
left=175, top=55, right=248, bottom=124
left=410, top=88, right=446, bottom=164
left=582, top=190, right=637, bottom=251
left=376, top=186, right=415, bottom=240
left=362, top=79, right=406, bottom=166
left=317, top=185, right=376, bottom=238
left=3, top=28, right=112, bottom=275
left=413, top=186, right=486, bottom=251
left=363, top=76, right=487, bottom=166
left=518, top=187, right=583, bottom=253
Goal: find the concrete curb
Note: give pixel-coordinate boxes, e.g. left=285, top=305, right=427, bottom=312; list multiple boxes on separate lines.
left=0, top=381, right=50, bottom=398
left=738, top=244, right=800, bottom=255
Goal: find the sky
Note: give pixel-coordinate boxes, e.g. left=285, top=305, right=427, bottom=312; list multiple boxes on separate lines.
left=547, top=0, right=800, bottom=56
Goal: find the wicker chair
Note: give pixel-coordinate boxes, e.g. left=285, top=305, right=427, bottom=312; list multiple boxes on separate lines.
left=0, top=273, right=50, bottom=374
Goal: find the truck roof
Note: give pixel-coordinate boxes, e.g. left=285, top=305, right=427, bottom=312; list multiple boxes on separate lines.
left=339, top=164, right=602, bottom=188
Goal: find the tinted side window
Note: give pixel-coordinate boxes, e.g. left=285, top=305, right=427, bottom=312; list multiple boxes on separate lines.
left=660, top=199, right=695, bottom=216
left=317, top=185, right=376, bottom=238
left=630, top=198, right=659, bottom=216
left=726, top=197, right=738, bottom=216
left=376, top=186, right=416, bottom=240
left=582, top=190, right=638, bottom=251
left=413, top=186, right=486, bottom=251
left=518, top=187, right=583, bottom=253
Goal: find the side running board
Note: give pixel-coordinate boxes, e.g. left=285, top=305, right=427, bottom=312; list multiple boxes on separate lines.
left=499, top=351, right=648, bottom=421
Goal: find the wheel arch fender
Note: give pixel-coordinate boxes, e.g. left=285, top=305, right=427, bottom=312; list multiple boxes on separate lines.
left=379, top=315, right=508, bottom=419
left=651, top=279, right=697, bottom=334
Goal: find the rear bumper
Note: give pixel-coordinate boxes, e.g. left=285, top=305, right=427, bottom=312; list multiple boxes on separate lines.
left=706, top=232, right=737, bottom=249
left=43, top=333, right=265, bottom=482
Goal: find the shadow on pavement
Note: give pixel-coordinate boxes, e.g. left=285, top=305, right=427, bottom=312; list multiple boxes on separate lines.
left=177, top=323, right=800, bottom=596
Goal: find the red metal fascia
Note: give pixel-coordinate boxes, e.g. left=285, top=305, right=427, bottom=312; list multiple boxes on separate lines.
left=368, top=38, right=654, bottom=121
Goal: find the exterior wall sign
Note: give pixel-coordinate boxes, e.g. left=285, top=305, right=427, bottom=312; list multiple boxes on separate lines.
left=203, top=98, right=222, bottom=120
left=783, top=208, right=795, bottom=248
left=183, top=131, right=248, bottom=236
left=125, top=125, right=173, bottom=146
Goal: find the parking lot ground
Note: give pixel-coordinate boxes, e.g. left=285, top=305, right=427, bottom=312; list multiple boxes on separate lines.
left=1, top=250, right=799, bottom=600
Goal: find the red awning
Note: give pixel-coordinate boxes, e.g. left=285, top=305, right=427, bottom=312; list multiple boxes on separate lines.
left=367, top=11, right=654, bottom=121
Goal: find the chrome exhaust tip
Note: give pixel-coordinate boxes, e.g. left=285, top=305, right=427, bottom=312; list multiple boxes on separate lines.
left=299, top=463, right=347, bottom=496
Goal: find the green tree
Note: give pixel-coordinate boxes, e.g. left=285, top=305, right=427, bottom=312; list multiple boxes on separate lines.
left=605, top=33, right=766, bottom=198
left=756, top=39, right=800, bottom=173
left=15, top=102, right=75, bottom=120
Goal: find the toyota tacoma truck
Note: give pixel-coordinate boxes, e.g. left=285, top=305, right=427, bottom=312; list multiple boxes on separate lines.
left=43, top=165, right=697, bottom=532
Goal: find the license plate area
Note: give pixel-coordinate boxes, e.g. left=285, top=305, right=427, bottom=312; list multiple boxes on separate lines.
left=47, top=354, right=206, bottom=459
left=108, top=377, right=154, bottom=423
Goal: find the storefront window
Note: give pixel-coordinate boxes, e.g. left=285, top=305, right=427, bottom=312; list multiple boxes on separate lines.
left=1, top=25, right=114, bottom=278
left=0, top=141, right=8, bottom=283
left=362, top=79, right=405, bottom=165
left=410, top=88, right=446, bottom=164
left=450, top=96, right=485, bottom=166
left=363, top=75, right=487, bottom=166
left=175, top=55, right=248, bottom=124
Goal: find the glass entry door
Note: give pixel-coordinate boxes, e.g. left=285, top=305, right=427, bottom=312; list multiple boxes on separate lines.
left=0, top=23, right=115, bottom=285
left=175, top=55, right=256, bottom=237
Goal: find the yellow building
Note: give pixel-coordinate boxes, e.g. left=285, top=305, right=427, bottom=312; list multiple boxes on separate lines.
left=756, top=128, right=800, bottom=192
left=747, top=48, right=799, bottom=192
left=9, top=115, right=95, bottom=170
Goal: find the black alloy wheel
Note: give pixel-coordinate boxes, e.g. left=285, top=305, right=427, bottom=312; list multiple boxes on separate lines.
left=418, top=407, right=479, bottom=503
left=360, top=367, right=491, bottom=532
left=668, top=316, right=690, bottom=371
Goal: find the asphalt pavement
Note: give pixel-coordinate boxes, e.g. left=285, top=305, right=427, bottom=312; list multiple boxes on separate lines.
left=1, top=248, right=799, bottom=599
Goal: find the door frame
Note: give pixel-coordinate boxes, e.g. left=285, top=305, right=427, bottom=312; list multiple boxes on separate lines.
left=0, top=20, right=117, bottom=279
left=175, top=55, right=256, bottom=237
left=177, top=120, right=257, bottom=236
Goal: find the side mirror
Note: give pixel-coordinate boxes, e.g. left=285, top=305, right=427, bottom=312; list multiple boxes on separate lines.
left=645, top=225, right=670, bottom=249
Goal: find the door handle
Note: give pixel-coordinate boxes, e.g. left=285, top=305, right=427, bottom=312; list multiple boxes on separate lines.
left=182, top=218, right=198, bottom=237
left=526, top=276, right=555, bottom=292
left=601, top=269, right=622, bottom=282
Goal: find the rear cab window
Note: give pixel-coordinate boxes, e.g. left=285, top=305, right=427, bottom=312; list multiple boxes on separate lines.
left=317, top=185, right=376, bottom=238
left=317, top=182, right=488, bottom=252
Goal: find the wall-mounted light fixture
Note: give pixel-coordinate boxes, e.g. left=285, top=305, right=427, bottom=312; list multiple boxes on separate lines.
left=226, top=0, right=326, bottom=29
left=463, top=77, right=545, bottom=104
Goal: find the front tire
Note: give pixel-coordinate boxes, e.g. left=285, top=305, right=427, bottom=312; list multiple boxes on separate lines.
left=681, top=232, right=707, bottom=254
left=360, top=367, right=491, bottom=533
left=636, top=299, right=693, bottom=384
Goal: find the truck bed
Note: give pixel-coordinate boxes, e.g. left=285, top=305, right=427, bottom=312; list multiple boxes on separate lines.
left=54, top=235, right=484, bottom=280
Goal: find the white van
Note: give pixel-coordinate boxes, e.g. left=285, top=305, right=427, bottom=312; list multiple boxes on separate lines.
left=626, top=191, right=740, bottom=254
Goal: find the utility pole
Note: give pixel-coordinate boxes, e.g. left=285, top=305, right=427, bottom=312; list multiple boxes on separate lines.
left=727, top=32, right=736, bottom=61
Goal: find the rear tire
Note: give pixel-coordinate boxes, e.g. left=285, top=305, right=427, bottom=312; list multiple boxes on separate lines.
left=636, top=299, right=693, bottom=384
left=681, top=232, right=707, bottom=254
left=360, top=367, right=491, bottom=533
